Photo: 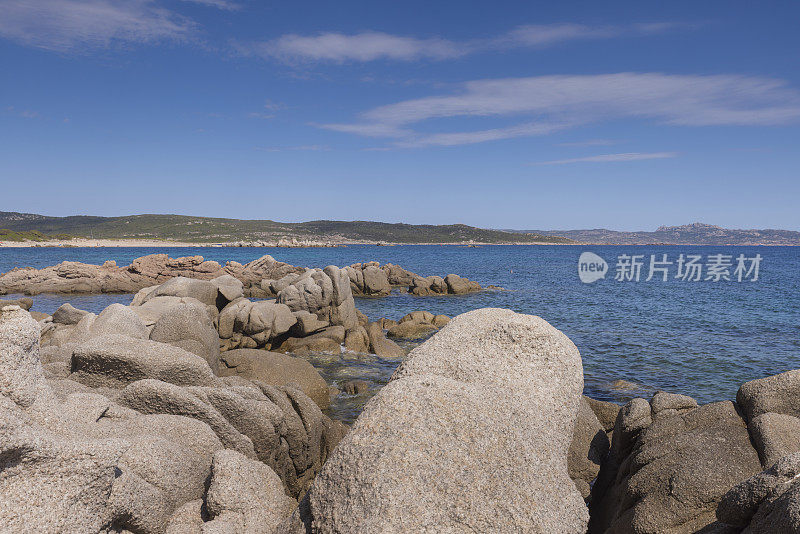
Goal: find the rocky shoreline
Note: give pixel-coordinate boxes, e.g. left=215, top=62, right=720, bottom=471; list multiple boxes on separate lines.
left=1, top=259, right=797, bottom=532
left=0, top=253, right=486, bottom=297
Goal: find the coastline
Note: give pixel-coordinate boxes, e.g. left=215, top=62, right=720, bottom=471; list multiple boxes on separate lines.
left=1, top=238, right=796, bottom=248
left=0, top=238, right=576, bottom=248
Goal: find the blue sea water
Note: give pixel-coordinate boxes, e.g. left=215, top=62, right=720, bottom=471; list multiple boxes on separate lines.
left=1, top=245, right=798, bottom=417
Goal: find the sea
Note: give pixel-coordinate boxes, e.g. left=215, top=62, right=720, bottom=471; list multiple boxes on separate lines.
left=1, top=245, right=798, bottom=423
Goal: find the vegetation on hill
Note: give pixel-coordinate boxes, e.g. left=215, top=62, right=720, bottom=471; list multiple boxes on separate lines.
left=0, top=212, right=573, bottom=244
left=0, top=228, right=74, bottom=242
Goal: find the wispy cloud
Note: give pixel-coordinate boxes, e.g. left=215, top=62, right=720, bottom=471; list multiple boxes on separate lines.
left=4, top=106, right=40, bottom=119
left=245, top=32, right=464, bottom=63
left=178, top=0, right=240, bottom=10
left=246, top=100, right=285, bottom=119
left=248, top=112, right=275, bottom=120
left=256, top=145, right=331, bottom=152
left=534, top=152, right=678, bottom=165
left=244, top=22, right=687, bottom=64
left=557, top=139, right=620, bottom=147
left=0, top=0, right=196, bottom=52
left=320, top=73, right=800, bottom=148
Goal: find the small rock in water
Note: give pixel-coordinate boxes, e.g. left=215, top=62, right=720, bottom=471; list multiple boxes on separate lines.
left=342, top=379, right=370, bottom=395
left=608, top=379, right=647, bottom=392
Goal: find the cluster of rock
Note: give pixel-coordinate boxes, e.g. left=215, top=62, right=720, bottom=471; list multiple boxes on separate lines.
left=0, top=253, right=486, bottom=300
left=588, top=371, right=800, bottom=533
left=384, top=310, right=451, bottom=340
left=410, top=272, right=483, bottom=295
left=10, top=287, right=799, bottom=533
left=1, top=301, right=347, bottom=533
left=215, top=266, right=411, bottom=358
left=225, top=239, right=340, bottom=247
left=341, top=261, right=484, bottom=297
left=40, top=268, right=419, bottom=367
left=0, top=253, right=303, bottom=297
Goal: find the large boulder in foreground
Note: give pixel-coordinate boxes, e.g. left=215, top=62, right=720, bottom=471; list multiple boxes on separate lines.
left=590, top=397, right=762, bottom=533
left=301, top=308, right=588, bottom=533
left=218, top=348, right=331, bottom=409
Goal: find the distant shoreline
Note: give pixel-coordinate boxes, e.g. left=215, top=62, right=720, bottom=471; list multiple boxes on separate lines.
left=1, top=238, right=796, bottom=248
left=0, top=238, right=572, bottom=248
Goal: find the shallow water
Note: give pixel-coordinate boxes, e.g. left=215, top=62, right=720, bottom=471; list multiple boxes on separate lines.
left=2, top=245, right=798, bottom=424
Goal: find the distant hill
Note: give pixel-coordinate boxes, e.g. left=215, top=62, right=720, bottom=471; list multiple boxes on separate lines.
left=0, top=228, right=74, bottom=242
left=511, top=223, right=800, bottom=245
left=0, top=212, right=573, bottom=244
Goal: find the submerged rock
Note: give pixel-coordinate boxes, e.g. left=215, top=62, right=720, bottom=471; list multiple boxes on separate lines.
left=365, top=321, right=405, bottom=359
left=386, top=320, right=438, bottom=340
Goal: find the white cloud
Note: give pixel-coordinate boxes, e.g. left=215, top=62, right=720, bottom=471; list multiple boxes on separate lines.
left=178, top=0, right=239, bottom=9
left=493, top=24, right=618, bottom=48
left=246, top=22, right=689, bottom=64
left=0, top=0, right=195, bottom=52
left=557, top=139, right=620, bottom=147
left=248, top=31, right=464, bottom=63
left=535, top=152, right=678, bottom=165
left=320, top=73, right=800, bottom=147
left=256, top=145, right=331, bottom=152
left=393, top=120, right=579, bottom=148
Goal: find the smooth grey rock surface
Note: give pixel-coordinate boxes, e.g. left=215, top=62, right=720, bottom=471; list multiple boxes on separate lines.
left=52, top=302, right=89, bottom=325
left=749, top=412, right=800, bottom=467
left=305, top=308, right=588, bottom=533
left=738, top=370, right=800, bottom=422
left=150, top=302, right=221, bottom=374
left=591, top=400, right=762, bottom=534
left=365, top=322, right=405, bottom=359
left=205, top=450, right=296, bottom=534
left=71, top=334, right=222, bottom=389
left=90, top=303, right=148, bottom=339
left=217, top=348, right=330, bottom=409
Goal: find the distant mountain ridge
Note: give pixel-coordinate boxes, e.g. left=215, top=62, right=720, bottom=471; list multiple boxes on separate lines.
left=0, top=211, right=572, bottom=244
left=513, top=222, right=800, bottom=245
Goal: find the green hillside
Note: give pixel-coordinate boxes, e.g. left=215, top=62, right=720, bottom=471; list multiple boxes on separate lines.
left=0, top=228, right=74, bottom=242
left=0, top=212, right=573, bottom=244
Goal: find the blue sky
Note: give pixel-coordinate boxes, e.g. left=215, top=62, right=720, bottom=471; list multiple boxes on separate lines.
left=1, top=0, right=799, bottom=230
